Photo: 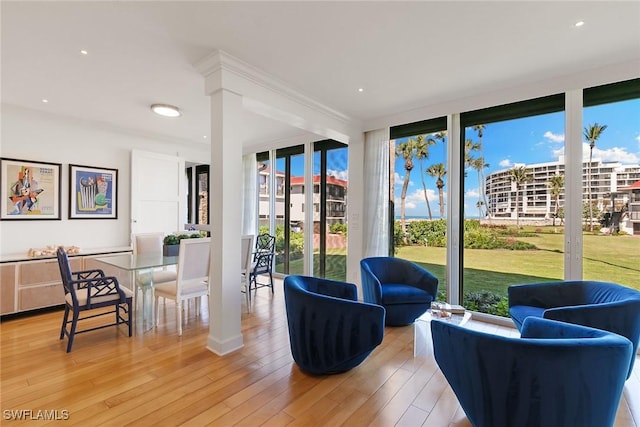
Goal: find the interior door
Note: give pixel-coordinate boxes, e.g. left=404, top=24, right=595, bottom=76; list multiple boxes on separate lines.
left=131, top=150, right=185, bottom=236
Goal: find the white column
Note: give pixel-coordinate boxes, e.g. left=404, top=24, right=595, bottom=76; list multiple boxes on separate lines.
left=564, top=90, right=584, bottom=280
left=446, top=114, right=462, bottom=304
left=206, top=88, right=244, bottom=355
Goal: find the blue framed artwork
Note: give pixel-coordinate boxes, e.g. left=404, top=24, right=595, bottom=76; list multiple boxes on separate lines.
left=69, top=164, right=118, bottom=219
left=1, top=157, right=61, bottom=220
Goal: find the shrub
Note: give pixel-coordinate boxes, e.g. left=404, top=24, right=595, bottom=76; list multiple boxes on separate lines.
left=329, top=222, right=347, bottom=235
left=463, top=290, right=509, bottom=317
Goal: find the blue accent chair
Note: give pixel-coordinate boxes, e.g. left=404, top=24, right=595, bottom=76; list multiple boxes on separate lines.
left=432, top=317, right=632, bottom=427
left=284, top=275, right=385, bottom=375
left=508, top=280, right=640, bottom=378
left=360, top=257, right=438, bottom=326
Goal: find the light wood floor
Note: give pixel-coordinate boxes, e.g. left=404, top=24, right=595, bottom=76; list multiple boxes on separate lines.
left=1, top=279, right=638, bottom=426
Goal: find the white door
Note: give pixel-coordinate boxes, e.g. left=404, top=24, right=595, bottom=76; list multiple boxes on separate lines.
left=131, top=150, right=185, bottom=236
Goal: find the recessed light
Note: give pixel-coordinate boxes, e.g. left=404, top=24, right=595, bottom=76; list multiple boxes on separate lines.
left=150, top=103, right=181, bottom=118
left=203, top=135, right=208, bottom=139
left=575, top=21, right=585, bottom=27
left=358, top=88, right=364, bottom=93
left=80, top=49, right=88, bottom=55
left=42, top=99, right=49, bottom=103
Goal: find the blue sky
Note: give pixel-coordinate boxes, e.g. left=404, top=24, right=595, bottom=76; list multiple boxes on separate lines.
left=272, top=98, right=639, bottom=220
left=395, top=98, right=640, bottom=219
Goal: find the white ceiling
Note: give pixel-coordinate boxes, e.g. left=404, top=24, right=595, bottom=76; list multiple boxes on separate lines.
left=2, top=1, right=639, bottom=149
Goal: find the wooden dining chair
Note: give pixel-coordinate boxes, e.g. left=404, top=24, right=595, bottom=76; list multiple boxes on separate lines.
left=56, top=247, right=133, bottom=352
left=154, top=238, right=211, bottom=335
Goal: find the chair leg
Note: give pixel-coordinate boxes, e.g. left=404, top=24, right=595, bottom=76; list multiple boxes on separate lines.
left=127, top=300, right=133, bottom=337
left=67, top=310, right=80, bottom=352
left=177, top=301, right=183, bottom=336
left=60, top=305, right=70, bottom=339
left=155, top=294, right=160, bottom=327
left=269, top=272, right=274, bottom=294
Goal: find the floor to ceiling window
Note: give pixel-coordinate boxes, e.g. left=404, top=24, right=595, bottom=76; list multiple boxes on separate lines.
left=459, top=95, right=565, bottom=315
left=581, top=79, right=640, bottom=287
left=390, top=117, right=448, bottom=297
left=313, top=140, right=348, bottom=281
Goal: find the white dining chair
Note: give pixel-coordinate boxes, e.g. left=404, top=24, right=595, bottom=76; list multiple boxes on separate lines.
left=154, top=237, right=211, bottom=335
left=240, top=234, right=255, bottom=312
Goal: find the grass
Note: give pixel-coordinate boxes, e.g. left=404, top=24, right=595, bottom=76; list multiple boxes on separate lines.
left=276, top=228, right=640, bottom=296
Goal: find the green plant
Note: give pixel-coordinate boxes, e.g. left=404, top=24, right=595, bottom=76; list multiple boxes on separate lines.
left=163, top=233, right=202, bottom=245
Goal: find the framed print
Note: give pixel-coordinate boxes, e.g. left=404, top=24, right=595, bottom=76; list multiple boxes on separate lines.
left=69, top=164, right=118, bottom=219
left=1, top=158, right=61, bottom=220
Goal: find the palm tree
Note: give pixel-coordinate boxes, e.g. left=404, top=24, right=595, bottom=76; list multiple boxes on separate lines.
left=396, top=139, right=418, bottom=244
left=414, top=135, right=436, bottom=220
left=470, top=156, right=489, bottom=219
left=584, top=123, right=608, bottom=231
left=547, top=173, right=565, bottom=227
left=476, top=200, right=485, bottom=219
left=463, top=139, right=480, bottom=178
left=426, top=163, right=446, bottom=218
left=509, top=165, right=531, bottom=228
left=472, top=125, right=491, bottom=219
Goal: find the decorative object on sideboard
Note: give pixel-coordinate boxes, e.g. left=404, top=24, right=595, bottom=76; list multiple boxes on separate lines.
left=28, top=245, right=81, bottom=257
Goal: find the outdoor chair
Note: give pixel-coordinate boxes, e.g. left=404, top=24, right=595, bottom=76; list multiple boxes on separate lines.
left=432, top=317, right=632, bottom=427
left=360, top=257, right=438, bottom=326
left=508, top=280, right=640, bottom=378
left=56, top=247, right=133, bottom=352
left=284, top=275, right=385, bottom=375
left=154, top=238, right=211, bottom=336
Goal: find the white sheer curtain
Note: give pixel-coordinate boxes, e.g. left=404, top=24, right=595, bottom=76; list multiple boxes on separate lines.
left=363, top=128, right=390, bottom=257
left=241, top=153, right=257, bottom=236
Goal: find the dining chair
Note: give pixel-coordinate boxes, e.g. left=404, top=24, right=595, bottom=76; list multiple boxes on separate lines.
left=56, top=247, right=133, bottom=352
left=132, top=232, right=177, bottom=319
left=249, top=233, right=276, bottom=296
left=154, top=237, right=211, bottom=335
left=240, top=234, right=255, bottom=311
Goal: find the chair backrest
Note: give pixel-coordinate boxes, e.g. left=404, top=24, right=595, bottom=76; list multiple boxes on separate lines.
left=176, top=237, right=211, bottom=293
left=241, top=235, right=255, bottom=276
left=132, top=232, right=164, bottom=255
left=431, top=317, right=632, bottom=427
left=255, top=233, right=275, bottom=254
left=56, top=247, right=73, bottom=292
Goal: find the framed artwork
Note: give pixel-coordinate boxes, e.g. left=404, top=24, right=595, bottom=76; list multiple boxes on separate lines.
left=1, top=158, right=61, bottom=220
left=69, top=164, right=118, bottom=219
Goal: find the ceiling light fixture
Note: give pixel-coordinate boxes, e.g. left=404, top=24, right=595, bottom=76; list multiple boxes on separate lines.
left=42, top=99, right=49, bottom=103
left=575, top=21, right=585, bottom=27
left=358, top=88, right=364, bottom=92
left=150, top=103, right=181, bottom=118
left=80, top=49, right=88, bottom=55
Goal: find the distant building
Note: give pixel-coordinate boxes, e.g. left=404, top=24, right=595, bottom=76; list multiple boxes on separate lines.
left=258, top=165, right=347, bottom=231
left=484, top=156, right=640, bottom=234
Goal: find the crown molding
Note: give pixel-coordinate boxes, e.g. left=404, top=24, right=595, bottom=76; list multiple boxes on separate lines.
left=195, top=50, right=353, bottom=126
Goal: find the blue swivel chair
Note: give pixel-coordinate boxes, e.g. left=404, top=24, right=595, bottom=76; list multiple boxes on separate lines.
left=284, top=275, right=385, bottom=375
left=360, top=257, right=438, bottom=326
left=508, top=280, right=640, bottom=378
left=432, top=317, right=632, bottom=427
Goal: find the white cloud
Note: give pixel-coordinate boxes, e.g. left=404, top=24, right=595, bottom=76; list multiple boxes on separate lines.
left=582, top=143, right=640, bottom=164
left=635, top=134, right=640, bottom=144
left=327, top=168, right=348, bottom=181
left=465, top=189, right=479, bottom=198
left=544, top=131, right=565, bottom=143
left=499, top=159, right=512, bottom=168
left=405, top=201, right=416, bottom=209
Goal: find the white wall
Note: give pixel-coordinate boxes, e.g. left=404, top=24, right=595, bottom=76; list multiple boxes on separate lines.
left=0, top=105, right=209, bottom=256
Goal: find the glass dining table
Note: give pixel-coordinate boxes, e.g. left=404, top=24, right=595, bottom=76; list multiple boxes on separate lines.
left=95, top=253, right=178, bottom=332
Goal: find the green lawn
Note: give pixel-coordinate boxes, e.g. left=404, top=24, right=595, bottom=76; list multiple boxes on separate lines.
left=277, top=230, right=639, bottom=296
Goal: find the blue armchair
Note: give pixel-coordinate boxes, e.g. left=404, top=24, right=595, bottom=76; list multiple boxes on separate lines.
left=432, top=317, right=632, bottom=427
left=360, top=257, right=438, bottom=326
left=508, top=280, right=640, bottom=378
left=284, top=275, right=385, bottom=375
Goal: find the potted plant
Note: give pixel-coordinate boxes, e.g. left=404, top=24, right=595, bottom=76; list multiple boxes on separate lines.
left=163, top=233, right=203, bottom=256
left=162, top=234, right=181, bottom=256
